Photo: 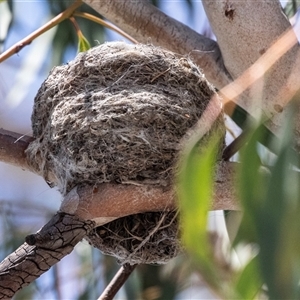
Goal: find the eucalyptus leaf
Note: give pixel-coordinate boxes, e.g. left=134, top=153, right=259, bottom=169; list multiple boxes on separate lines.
left=78, top=31, right=91, bottom=52
left=234, top=256, right=262, bottom=299
left=284, top=0, right=300, bottom=18
left=178, top=134, right=223, bottom=289
left=235, top=103, right=300, bottom=299
left=256, top=105, right=300, bottom=299
left=234, top=124, right=268, bottom=246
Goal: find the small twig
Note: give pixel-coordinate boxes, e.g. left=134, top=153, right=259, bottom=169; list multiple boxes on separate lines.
left=98, top=264, right=137, bottom=300
left=222, top=129, right=250, bottom=161
left=125, top=213, right=167, bottom=263
left=0, top=0, right=82, bottom=63
left=73, top=11, right=138, bottom=44
left=69, top=16, right=82, bottom=35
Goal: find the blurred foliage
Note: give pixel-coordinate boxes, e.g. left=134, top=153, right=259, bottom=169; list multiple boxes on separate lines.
left=178, top=98, right=300, bottom=298
left=284, top=0, right=300, bottom=18
left=178, top=135, right=222, bottom=289
left=177, top=132, right=236, bottom=297
left=236, top=103, right=300, bottom=299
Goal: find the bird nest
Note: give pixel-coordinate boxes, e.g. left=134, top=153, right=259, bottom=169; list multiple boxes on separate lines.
left=26, top=42, right=225, bottom=264
left=86, top=211, right=179, bottom=265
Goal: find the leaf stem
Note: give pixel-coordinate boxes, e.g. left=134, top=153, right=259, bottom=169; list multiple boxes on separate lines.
left=73, top=11, right=138, bottom=44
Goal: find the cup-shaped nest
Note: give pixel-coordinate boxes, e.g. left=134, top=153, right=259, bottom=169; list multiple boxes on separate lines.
left=26, top=42, right=225, bottom=264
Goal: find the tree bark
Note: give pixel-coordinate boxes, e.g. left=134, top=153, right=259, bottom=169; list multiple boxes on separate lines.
left=85, top=0, right=300, bottom=148
left=0, top=127, right=238, bottom=298
left=0, top=213, right=95, bottom=299
left=0, top=130, right=239, bottom=224
left=59, top=161, right=238, bottom=227
left=83, top=0, right=232, bottom=90
left=0, top=129, right=34, bottom=171
left=202, top=0, right=300, bottom=146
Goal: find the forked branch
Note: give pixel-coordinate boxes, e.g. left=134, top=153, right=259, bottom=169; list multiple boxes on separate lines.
left=83, top=0, right=232, bottom=90
left=0, top=0, right=82, bottom=63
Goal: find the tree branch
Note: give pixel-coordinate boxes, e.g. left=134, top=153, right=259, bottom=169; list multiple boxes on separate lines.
left=0, top=158, right=237, bottom=298
left=83, top=0, right=300, bottom=149
left=59, top=161, right=238, bottom=227
left=98, top=264, right=137, bottom=300
left=0, top=213, right=95, bottom=299
left=202, top=0, right=300, bottom=145
left=83, top=0, right=232, bottom=90
left=73, top=11, right=138, bottom=44
left=0, top=126, right=239, bottom=221
left=0, top=0, right=82, bottom=63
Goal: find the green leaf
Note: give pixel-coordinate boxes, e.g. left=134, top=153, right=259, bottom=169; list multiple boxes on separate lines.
left=234, top=124, right=268, bottom=246
left=78, top=31, right=91, bottom=53
left=230, top=106, right=277, bottom=156
left=234, top=256, right=262, bottom=299
left=256, top=105, right=300, bottom=299
left=49, top=1, right=104, bottom=64
left=235, top=103, right=300, bottom=299
left=177, top=133, right=222, bottom=288
left=284, top=0, right=300, bottom=18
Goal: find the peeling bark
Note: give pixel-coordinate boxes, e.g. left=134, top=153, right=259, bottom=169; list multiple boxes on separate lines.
left=0, top=213, right=95, bottom=299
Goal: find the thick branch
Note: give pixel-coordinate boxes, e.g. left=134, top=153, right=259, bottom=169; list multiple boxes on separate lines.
left=0, top=160, right=236, bottom=298
left=0, top=127, right=238, bottom=220
left=202, top=0, right=300, bottom=145
left=59, top=161, right=238, bottom=226
left=83, top=0, right=232, bottom=89
left=0, top=129, right=34, bottom=170
left=0, top=213, right=95, bottom=299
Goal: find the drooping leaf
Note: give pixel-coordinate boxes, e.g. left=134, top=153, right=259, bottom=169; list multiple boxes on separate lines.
left=48, top=1, right=104, bottom=64
left=235, top=102, right=300, bottom=299
left=284, top=0, right=300, bottom=18
left=234, top=256, right=262, bottom=299
left=177, top=133, right=223, bottom=289
left=255, top=104, right=300, bottom=299
left=77, top=30, right=91, bottom=52
left=234, top=124, right=268, bottom=246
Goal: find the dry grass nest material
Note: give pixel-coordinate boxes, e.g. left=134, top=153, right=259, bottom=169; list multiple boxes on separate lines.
left=26, top=41, right=225, bottom=264
left=86, top=211, right=179, bottom=265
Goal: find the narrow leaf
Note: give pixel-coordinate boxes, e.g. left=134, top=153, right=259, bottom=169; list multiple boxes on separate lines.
left=78, top=31, right=91, bottom=53
left=235, top=256, right=262, bottom=299
left=178, top=134, right=222, bottom=288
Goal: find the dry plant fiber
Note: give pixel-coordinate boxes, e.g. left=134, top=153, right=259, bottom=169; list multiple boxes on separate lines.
left=26, top=41, right=225, bottom=264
